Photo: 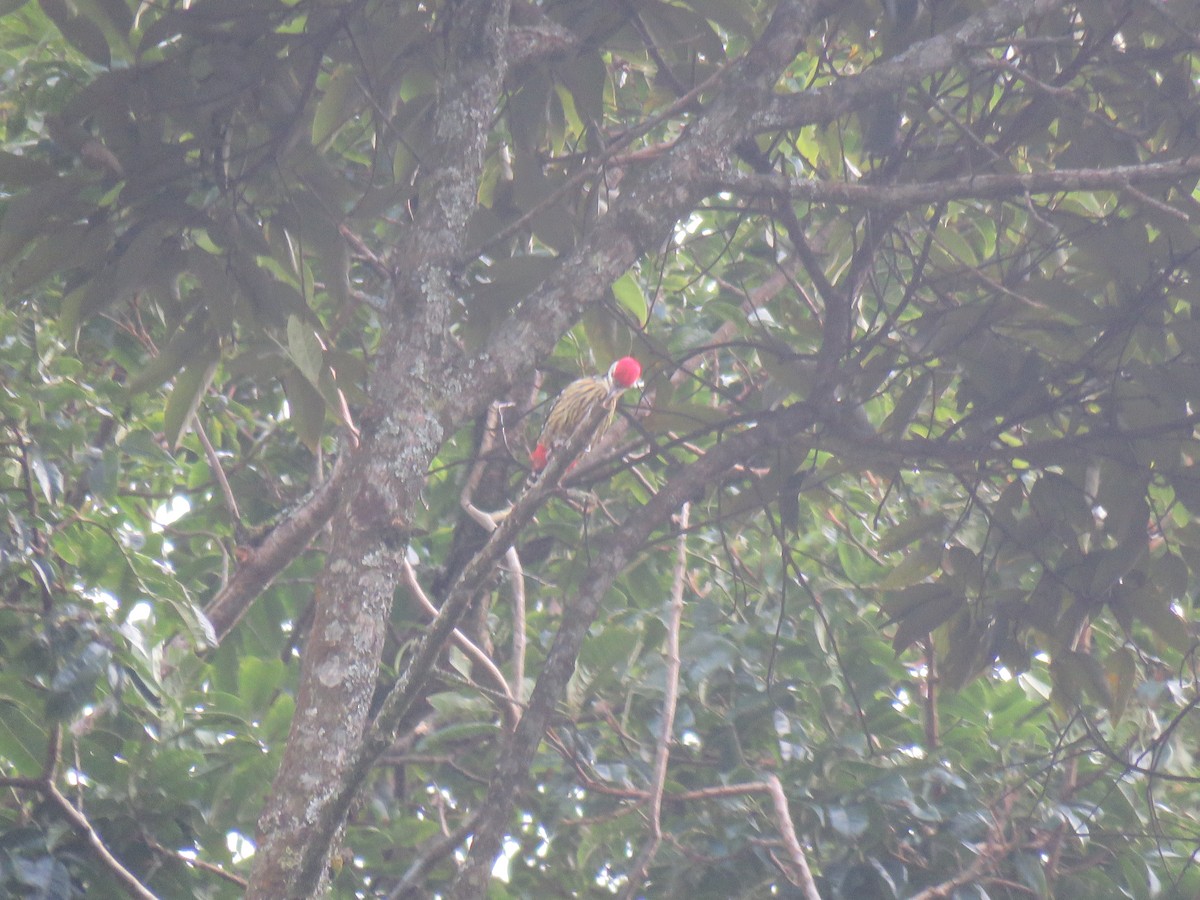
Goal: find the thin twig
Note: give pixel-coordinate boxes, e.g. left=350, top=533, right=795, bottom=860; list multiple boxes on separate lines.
left=908, top=842, right=1004, bottom=900
left=338, top=222, right=391, bottom=279
left=923, top=637, right=939, bottom=751
left=467, top=59, right=736, bottom=261
left=620, top=503, right=689, bottom=900
left=504, top=544, right=526, bottom=700
left=765, top=774, right=821, bottom=900
left=145, top=837, right=248, bottom=888
left=1124, top=184, right=1191, bottom=221
left=1, top=726, right=159, bottom=898
left=46, top=780, right=159, bottom=900
left=386, top=812, right=481, bottom=900
left=459, top=403, right=528, bottom=703
left=400, top=559, right=520, bottom=728
left=194, top=414, right=241, bottom=524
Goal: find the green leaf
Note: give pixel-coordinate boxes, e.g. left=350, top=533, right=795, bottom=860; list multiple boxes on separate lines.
left=611, top=271, right=647, bottom=324
left=1088, top=538, right=1148, bottom=597
left=876, top=513, right=945, bottom=554
left=1014, top=851, right=1050, bottom=899
left=1028, top=472, right=1092, bottom=534
left=556, top=51, right=605, bottom=128
left=0, top=692, right=46, bottom=775
left=0, top=173, right=93, bottom=271
left=286, top=315, right=324, bottom=387
left=163, top=354, right=219, bottom=450
left=1051, top=649, right=1112, bottom=710
left=683, top=0, right=757, bottom=36
left=1135, top=599, right=1196, bottom=656
left=26, top=447, right=63, bottom=505
left=880, top=372, right=930, bottom=436
left=127, top=313, right=215, bottom=395
left=282, top=367, right=327, bottom=452
left=507, top=71, right=551, bottom=152
left=39, top=0, right=111, bottom=66
left=885, top=583, right=961, bottom=654
left=463, top=255, right=559, bottom=349
left=828, top=804, right=870, bottom=838
left=239, top=656, right=287, bottom=712
left=7, top=221, right=111, bottom=294
left=311, top=64, right=357, bottom=147
left=875, top=543, right=941, bottom=590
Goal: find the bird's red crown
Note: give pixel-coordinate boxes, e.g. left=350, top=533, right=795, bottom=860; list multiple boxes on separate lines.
left=609, top=356, right=642, bottom=389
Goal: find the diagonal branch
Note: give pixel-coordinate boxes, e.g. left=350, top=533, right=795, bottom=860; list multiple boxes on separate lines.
left=448, top=396, right=823, bottom=897
left=458, top=404, right=529, bottom=702
left=760, top=0, right=1064, bottom=132
left=0, top=726, right=160, bottom=900
left=46, top=779, right=160, bottom=900
left=201, top=452, right=348, bottom=642
left=400, top=559, right=519, bottom=727
left=247, top=1, right=516, bottom=895
left=274, top=395, right=614, bottom=896
left=765, top=774, right=822, bottom=900
left=464, top=0, right=839, bottom=417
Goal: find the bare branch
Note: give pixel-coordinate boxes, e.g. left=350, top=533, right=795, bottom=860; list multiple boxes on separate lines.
left=505, top=543, right=526, bottom=701
left=458, top=404, right=528, bottom=702
left=46, top=781, right=160, bottom=900
left=620, top=503, right=689, bottom=899
left=765, top=774, right=821, bottom=900
left=266, top=394, right=615, bottom=897
left=400, top=559, right=520, bottom=727
left=201, top=451, right=348, bottom=643
left=146, top=838, right=248, bottom=889
left=385, top=812, right=481, bottom=900
left=447, top=395, right=823, bottom=896
left=760, top=0, right=1065, bottom=132
left=1, top=726, right=160, bottom=898
left=715, top=156, right=1200, bottom=210
left=193, top=412, right=241, bottom=525
left=908, top=843, right=1006, bottom=900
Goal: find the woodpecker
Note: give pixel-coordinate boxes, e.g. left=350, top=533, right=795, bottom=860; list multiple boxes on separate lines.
left=530, top=356, right=642, bottom=475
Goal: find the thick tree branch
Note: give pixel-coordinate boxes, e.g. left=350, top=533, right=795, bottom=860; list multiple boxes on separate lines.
left=461, top=0, right=839, bottom=418
left=263, top=394, right=611, bottom=896
left=759, top=0, right=1064, bottom=132
left=715, top=156, right=1200, bottom=210
left=202, top=452, right=348, bottom=642
left=247, top=1, right=514, bottom=895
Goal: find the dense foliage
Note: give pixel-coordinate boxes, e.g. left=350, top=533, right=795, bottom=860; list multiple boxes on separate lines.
left=2, top=0, right=1200, bottom=897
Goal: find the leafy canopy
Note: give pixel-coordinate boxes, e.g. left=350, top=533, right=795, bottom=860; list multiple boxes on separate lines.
left=1, top=0, right=1200, bottom=898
